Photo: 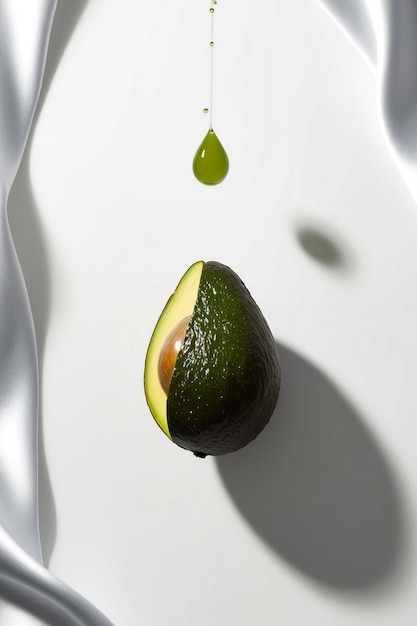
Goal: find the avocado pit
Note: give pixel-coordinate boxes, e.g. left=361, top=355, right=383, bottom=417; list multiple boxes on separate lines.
left=158, top=316, right=191, bottom=395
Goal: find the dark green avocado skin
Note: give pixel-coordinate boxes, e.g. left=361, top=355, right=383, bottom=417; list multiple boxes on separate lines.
left=167, top=261, right=281, bottom=456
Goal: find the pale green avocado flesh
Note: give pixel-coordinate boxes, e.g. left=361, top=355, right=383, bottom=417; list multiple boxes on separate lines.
left=144, top=261, right=203, bottom=437
left=144, top=261, right=281, bottom=457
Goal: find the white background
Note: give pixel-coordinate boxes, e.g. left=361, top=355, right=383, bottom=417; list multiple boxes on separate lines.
left=8, top=0, right=417, bottom=624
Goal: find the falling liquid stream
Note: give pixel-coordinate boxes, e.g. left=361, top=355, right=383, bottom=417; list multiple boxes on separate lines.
left=193, top=1, right=229, bottom=185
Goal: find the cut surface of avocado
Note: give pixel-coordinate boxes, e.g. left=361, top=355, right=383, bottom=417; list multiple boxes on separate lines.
left=144, top=261, right=204, bottom=437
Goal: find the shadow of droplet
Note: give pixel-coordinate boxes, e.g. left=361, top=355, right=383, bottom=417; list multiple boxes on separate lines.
left=297, top=227, right=343, bottom=266
left=217, top=344, right=404, bottom=591
left=8, top=0, right=90, bottom=566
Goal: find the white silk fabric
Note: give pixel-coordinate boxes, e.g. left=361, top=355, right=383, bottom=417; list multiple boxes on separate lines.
left=319, top=0, right=417, bottom=203
left=0, top=1, right=113, bottom=624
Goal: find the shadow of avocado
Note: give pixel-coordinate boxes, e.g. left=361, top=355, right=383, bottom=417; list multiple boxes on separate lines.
left=7, top=0, right=90, bottom=567
left=216, top=343, right=404, bottom=591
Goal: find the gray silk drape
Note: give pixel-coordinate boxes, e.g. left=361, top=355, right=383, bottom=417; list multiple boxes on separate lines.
left=319, top=0, right=417, bottom=203
left=0, top=1, right=113, bottom=624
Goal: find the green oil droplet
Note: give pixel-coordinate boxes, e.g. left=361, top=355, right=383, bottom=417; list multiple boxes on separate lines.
left=203, top=108, right=209, bottom=114
left=209, top=41, right=214, bottom=47
left=193, top=129, right=229, bottom=185
left=209, top=7, right=214, bottom=13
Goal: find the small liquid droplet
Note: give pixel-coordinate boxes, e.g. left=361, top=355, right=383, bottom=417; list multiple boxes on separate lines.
left=193, top=129, right=229, bottom=185
left=209, top=41, right=214, bottom=47
left=203, top=108, right=209, bottom=114
left=209, top=7, right=214, bottom=13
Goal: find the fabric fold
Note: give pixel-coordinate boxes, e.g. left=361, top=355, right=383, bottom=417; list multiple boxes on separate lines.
left=319, top=0, right=417, bottom=202
left=0, top=1, right=114, bottom=623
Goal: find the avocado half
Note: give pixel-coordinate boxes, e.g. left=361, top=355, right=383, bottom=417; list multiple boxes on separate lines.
left=144, top=261, right=281, bottom=457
